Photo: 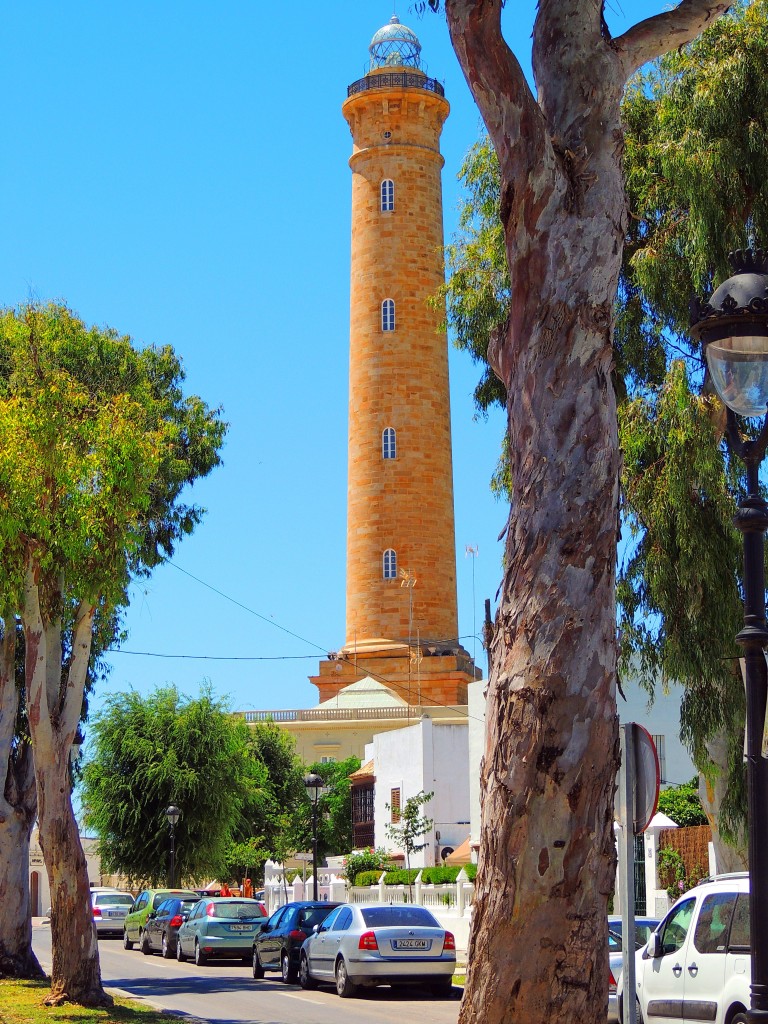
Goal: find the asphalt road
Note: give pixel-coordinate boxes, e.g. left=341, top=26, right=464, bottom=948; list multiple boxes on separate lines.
left=32, top=923, right=461, bottom=1024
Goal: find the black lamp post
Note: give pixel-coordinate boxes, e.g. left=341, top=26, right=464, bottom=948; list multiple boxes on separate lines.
left=303, top=773, right=324, bottom=900
left=691, top=247, right=768, bottom=1024
left=165, top=805, right=181, bottom=888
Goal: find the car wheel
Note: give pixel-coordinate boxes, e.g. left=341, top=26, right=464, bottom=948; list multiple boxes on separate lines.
left=252, top=946, right=264, bottom=979
left=281, top=950, right=298, bottom=984
left=731, top=1015, right=748, bottom=1024
left=195, top=940, right=207, bottom=966
left=335, top=957, right=357, bottom=998
left=429, top=976, right=453, bottom=997
left=176, top=937, right=186, bottom=962
left=161, top=933, right=172, bottom=959
left=299, top=953, right=316, bottom=990
left=123, top=929, right=134, bottom=951
left=141, top=930, right=151, bottom=956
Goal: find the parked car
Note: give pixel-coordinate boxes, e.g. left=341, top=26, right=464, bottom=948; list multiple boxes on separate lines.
left=618, top=873, right=751, bottom=1024
left=90, top=890, right=135, bottom=937
left=607, top=916, right=659, bottom=1021
left=177, top=897, right=268, bottom=965
left=298, top=902, right=456, bottom=998
left=140, top=895, right=200, bottom=958
left=123, top=888, right=200, bottom=949
left=252, top=901, right=341, bottom=983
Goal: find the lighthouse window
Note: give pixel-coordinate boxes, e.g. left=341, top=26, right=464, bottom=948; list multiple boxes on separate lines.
left=383, top=549, right=397, bottom=579
left=382, top=427, right=396, bottom=459
left=381, top=299, right=395, bottom=332
left=381, top=179, right=394, bottom=212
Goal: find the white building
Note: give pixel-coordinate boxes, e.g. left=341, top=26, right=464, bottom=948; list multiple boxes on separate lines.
left=361, top=716, right=471, bottom=868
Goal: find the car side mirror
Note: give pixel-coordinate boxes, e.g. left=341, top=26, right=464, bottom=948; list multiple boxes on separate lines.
left=313, top=924, right=321, bottom=934
left=147, top=912, right=156, bottom=920
left=181, top=914, right=189, bottom=922
left=645, top=932, right=662, bottom=959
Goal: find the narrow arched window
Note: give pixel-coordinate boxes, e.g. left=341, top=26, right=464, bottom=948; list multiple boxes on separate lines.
left=381, top=298, right=395, bottom=332
left=383, top=549, right=397, bottom=579
left=381, top=179, right=394, bottom=212
left=382, top=427, right=396, bottom=460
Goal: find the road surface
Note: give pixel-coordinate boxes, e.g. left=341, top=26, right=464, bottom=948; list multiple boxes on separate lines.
left=32, top=922, right=461, bottom=1024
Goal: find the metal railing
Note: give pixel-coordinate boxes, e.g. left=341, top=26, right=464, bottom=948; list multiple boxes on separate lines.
left=347, top=72, right=445, bottom=98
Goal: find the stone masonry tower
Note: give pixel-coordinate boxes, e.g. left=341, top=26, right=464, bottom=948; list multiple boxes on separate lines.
left=310, top=17, right=478, bottom=708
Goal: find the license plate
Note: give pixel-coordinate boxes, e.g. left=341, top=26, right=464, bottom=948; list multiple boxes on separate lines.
left=106, top=911, right=122, bottom=917
left=229, top=924, right=251, bottom=931
left=392, top=938, right=430, bottom=950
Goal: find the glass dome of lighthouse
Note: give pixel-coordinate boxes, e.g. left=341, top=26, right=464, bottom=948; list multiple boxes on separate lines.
left=369, top=15, right=422, bottom=70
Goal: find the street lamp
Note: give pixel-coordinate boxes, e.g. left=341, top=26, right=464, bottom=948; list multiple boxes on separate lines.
left=303, top=773, right=324, bottom=900
left=165, top=805, right=181, bottom=888
left=691, top=247, right=768, bottom=1024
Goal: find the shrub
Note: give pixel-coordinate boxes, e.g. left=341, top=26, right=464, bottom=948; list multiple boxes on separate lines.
left=352, top=864, right=476, bottom=886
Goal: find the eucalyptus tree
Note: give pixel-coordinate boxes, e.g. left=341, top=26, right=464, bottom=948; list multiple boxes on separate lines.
left=0, top=302, right=226, bottom=1004
left=419, top=2, right=737, bottom=1022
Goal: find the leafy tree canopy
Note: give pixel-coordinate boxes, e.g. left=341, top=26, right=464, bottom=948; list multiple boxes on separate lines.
left=81, top=684, right=262, bottom=885
left=305, top=756, right=361, bottom=859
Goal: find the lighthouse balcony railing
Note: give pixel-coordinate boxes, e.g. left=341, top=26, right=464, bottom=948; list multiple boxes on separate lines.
left=347, top=73, right=445, bottom=98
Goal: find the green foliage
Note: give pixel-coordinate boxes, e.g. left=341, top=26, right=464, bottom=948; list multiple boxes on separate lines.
left=306, top=756, right=361, bottom=858
left=385, top=790, right=434, bottom=895
left=0, top=302, right=227, bottom=613
left=81, top=684, right=261, bottom=885
left=657, top=846, right=707, bottom=901
left=354, top=864, right=476, bottom=887
left=341, top=847, right=390, bottom=884
left=243, top=722, right=307, bottom=863
left=657, top=779, right=709, bottom=828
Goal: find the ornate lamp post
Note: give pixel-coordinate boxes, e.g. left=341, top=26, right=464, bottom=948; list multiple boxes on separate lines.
left=165, top=805, right=181, bottom=888
left=303, top=773, right=324, bottom=900
left=691, top=248, right=768, bottom=1024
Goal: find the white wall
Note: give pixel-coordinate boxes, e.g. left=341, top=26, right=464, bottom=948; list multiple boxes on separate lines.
left=372, top=717, right=470, bottom=868
left=467, top=680, right=487, bottom=860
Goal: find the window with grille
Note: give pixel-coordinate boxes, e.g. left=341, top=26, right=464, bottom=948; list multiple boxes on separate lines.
left=383, top=549, right=397, bottom=579
left=652, top=734, right=667, bottom=784
left=382, top=427, right=396, bottom=459
left=381, top=179, right=394, bottom=212
left=381, top=298, right=395, bottom=332
left=390, top=787, right=401, bottom=823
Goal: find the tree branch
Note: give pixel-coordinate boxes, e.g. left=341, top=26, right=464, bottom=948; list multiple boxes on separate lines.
left=616, top=0, right=733, bottom=78
left=444, top=0, right=550, bottom=184
left=60, top=600, right=94, bottom=742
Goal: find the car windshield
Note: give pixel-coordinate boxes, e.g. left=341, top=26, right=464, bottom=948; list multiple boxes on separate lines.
left=214, top=901, right=266, bottom=920
left=361, top=906, right=439, bottom=928
left=93, top=894, right=134, bottom=907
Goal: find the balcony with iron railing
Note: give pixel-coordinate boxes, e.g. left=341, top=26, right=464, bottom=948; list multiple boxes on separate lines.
left=347, top=72, right=445, bottom=98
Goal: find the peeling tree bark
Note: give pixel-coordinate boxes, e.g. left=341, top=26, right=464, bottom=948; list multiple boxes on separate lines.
left=22, top=565, right=110, bottom=1007
left=0, top=617, right=43, bottom=979
left=441, top=2, right=732, bottom=1022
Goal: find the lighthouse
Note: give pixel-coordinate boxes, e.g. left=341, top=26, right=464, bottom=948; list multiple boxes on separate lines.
left=310, top=16, right=478, bottom=709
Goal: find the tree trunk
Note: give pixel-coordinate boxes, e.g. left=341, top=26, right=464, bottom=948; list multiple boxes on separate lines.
left=0, top=616, right=43, bottom=978
left=0, top=741, right=43, bottom=979
left=23, top=570, right=110, bottom=1006
left=700, top=733, right=748, bottom=873
left=37, top=760, right=109, bottom=1006
left=441, top=3, right=731, bottom=1023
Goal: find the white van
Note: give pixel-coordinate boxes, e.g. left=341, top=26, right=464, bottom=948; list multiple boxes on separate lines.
left=619, top=873, right=751, bottom=1024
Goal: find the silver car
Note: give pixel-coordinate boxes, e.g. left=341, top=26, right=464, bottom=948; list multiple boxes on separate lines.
left=90, top=890, right=136, bottom=937
left=608, top=916, right=659, bottom=1021
left=299, top=903, right=456, bottom=998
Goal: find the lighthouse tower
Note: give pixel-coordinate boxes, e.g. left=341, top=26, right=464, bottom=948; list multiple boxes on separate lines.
left=310, top=16, right=478, bottom=708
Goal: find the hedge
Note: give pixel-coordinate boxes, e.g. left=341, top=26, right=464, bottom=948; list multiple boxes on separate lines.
left=353, top=864, right=476, bottom=886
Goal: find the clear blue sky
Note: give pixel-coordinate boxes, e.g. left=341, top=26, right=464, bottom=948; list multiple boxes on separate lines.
left=1, top=1, right=656, bottom=722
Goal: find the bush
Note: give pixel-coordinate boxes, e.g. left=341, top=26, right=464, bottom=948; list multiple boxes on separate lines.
left=342, top=847, right=389, bottom=885
left=657, top=846, right=706, bottom=901
left=352, top=864, right=476, bottom=887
